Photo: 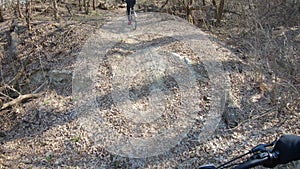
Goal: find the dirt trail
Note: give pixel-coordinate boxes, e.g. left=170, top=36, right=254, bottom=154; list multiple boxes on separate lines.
left=0, top=10, right=299, bottom=169
left=74, top=12, right=230, bottom=159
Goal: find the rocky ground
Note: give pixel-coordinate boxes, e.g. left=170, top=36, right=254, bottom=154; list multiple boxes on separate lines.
left=0, top=2, right=299, bottom=169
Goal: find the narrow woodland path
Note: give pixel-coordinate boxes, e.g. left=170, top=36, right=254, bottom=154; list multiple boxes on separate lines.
left=73, top=12, right=230, bottom=158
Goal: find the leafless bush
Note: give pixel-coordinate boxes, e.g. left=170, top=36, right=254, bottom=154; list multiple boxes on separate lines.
left=221, top=0, right=300, bottom=115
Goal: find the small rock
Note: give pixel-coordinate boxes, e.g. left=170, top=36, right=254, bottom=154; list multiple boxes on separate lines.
left=54, top=158, right=64, bottom=165
left=0, top=131, right=5, bottom=137
left=295, top=34, right=300, bottom=43
left=223, top=106, right=241, bottom=128
left=48, top=70, right=72, bottom=85
left=22, top=158, right=32, bottom=164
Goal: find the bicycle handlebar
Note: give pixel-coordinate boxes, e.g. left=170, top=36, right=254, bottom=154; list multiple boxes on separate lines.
left=233, top=151, right=279, bottom=169
left=199, top=142, right=279, bottom=169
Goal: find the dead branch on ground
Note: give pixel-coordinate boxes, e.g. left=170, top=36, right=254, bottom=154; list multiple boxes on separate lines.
left=8, top=66, right=25, bottom=85
left=0, top=93, right=42, bottom=110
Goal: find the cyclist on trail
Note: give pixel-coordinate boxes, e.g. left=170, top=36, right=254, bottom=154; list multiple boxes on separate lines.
left=123, top=0, right=136, bottom=25
left=264, top=134, right=300, bottom=168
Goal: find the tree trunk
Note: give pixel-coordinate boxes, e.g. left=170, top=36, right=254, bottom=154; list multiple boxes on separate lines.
left=211, top=0, right=217, bottom=22
left=211, top=0, right=225, bottom=25
left=92, top=0, right=96, bottom=10
left=216, top=0, right=224, bottom=24
left=53, top=0, right=59, bottom=20
left=186, top=0, right=194, bottom=23
left=17, top=0, right=24, bottom=18
left=84, top=0, right=90, bottom=14
left=83, top=0, right=86, bottom=12
left=25, top=0, right=31, bottom=31
left=0, top=7, right=4, bottom=22
left=79, top=0, right=82, bottom=11
left=211, top=0, right=216, bottom=6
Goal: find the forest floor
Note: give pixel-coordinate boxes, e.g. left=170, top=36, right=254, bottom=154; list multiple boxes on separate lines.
left=0, top=2, right=299, bottom=169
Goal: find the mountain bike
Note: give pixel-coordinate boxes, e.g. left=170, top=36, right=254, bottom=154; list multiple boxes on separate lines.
left=129, top=7, right=137, bottom=30
left=199, top=140, right=279, bottom=169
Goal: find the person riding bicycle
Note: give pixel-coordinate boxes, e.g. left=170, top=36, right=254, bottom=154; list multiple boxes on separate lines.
left=123, top=0, right=136, bottom=25
left=263, top=134, right=300, bottom=168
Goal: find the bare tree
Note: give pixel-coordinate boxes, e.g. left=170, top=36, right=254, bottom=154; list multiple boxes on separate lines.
left=84, top=0, right=90, bottom=14
left=78, top=0, right=82, bottom=11
left=186, top=0, right=195, bottom=23
left=160, top=0, right=169, bottom=11
left=0, top=5, right=4, bottom=22
left=212, top=0, right=225, bottom=25
left=17, top=0, right=23, bottom=18
left=92, top=0, right=96, bottom=10
left=83, top=0, right=86, bottom=12
left=25, top=0, right=31, bottom=30
left=217, top=0, right=224, bottom=24
left=53, top=0, right=59, bottom=20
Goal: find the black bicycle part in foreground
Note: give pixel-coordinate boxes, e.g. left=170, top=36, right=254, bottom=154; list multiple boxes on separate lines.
left=199, top=140, right=279, bottom=169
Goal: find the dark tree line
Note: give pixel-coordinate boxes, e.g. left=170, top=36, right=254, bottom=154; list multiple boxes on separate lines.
left=160, top=0, right=225, bottom=25
left=0, top=0, right=100, bottom=27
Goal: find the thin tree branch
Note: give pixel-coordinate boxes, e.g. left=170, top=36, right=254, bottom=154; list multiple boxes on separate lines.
left=0, top=93, right=42, bottom=110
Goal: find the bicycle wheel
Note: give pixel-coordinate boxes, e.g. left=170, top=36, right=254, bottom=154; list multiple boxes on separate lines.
left=130, top=9, right=137, bottom=30
left=132, top=15, right=137, bottom=30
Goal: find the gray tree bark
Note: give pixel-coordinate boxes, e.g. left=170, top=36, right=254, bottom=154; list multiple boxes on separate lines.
left=17, top=0, right=23, bottom=18
left=0, top=6, right=4, bottom=22
left=25, top=0, right=31, bottom=30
